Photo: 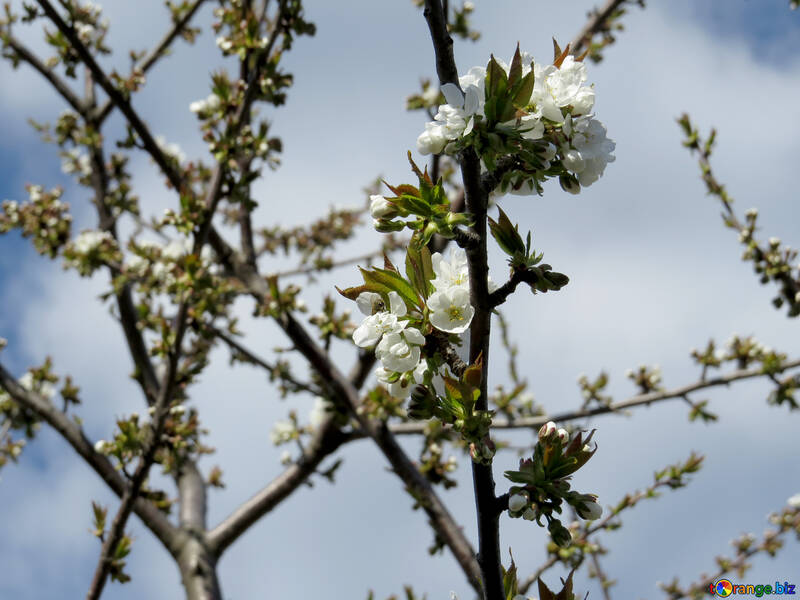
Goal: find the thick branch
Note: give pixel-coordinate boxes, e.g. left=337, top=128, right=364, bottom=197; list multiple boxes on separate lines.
left=0, top=363, right=178, bottom=553
left=207, top=416, right=347, bottom=555
left=2, top=32, right=86, bottom=115
left=423, top=1, right=501, bottom=596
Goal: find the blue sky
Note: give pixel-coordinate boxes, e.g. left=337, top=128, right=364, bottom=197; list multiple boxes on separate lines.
left=1, top=1, right=799, bottom=599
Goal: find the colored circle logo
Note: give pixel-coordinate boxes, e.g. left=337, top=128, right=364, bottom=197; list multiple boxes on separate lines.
left=714, top=579, right=733, bottom=597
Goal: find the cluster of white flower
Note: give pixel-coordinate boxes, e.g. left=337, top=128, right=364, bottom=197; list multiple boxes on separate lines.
left=416, top=51, right=615, bottom=193
left=270, top=420, right=296, bottom=445
left=155, top=135, right=186, bottom=164
left=189, top=94, right=222, bottom=116
left=18, top=371, right=56, bottom=401
left=61, top=149, right=92, bottom=178
left=308, top=397, right=332, bottom=429
left=428, top=249, right=475, bottom=335
left=351, top=249, right=480, bottom=398
left=125, top=237, right=217, bottom=281
left=72, top=230, right=114, bottom=255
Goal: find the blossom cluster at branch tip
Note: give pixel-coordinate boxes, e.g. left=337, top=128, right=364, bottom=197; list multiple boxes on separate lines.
left=416, top=48, right=615, bottom=195
left=427, top=248, right=475, bottom=334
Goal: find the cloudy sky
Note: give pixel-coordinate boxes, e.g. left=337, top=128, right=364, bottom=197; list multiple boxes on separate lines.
left=1, top=1, right=799, bottom=599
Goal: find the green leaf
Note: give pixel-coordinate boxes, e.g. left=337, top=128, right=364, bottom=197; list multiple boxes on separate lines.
left=508, top=43, right=522, bottom=87
left=511, top=69, right=535, bottom=109
left=486, top=54, right=508, bottom=99
left=335, top=284, right=369, bottom=301
left=360, top=267, right=420, bottom=309
left=405, top=236, right=435, bottom=298
left=488, top=207, right=525, bottom=257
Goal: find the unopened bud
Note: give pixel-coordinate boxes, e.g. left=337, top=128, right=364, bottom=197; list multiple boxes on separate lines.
left=508, top=493, right=527, bottom=512
left=556, top=428, right=569, bottom=444
left=559, top=173, right=581, bottom=195
left=538, top=421, right=557, bottom=441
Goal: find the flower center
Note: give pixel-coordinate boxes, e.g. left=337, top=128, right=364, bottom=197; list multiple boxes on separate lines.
left=447, top=306, right=463, bottom=321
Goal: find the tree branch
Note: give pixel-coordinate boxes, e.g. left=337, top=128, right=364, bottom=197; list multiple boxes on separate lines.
left=570, top=0, right=631, bottom=57
left=207, top=324, right=322, bottom=396
left=0, top=363, right=179, bottom=553
left=385, top=358, right=800, bottom=435
left=423, top=1, right=502, bottom=597
left=207, top=228, right=482, bottom=591
left=95, top=0, right=208, bottom=123
left=1, top=32, right=87, bottom=115
left=207, top=415, right=348, bottom=555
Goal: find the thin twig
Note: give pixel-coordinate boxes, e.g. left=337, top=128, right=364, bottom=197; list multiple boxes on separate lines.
left=2, top=33, right=87, bottom=115
left=95, top=0, right=208, bottom=123
left=0, top=363, right=178, bottom=553
left=385, top=358, right=800, bottom=435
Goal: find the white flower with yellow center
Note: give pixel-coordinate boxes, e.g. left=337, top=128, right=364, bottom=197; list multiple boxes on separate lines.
left=428, top=287, right=474, bottom=334
left=352, top=291, right=406, bottom=348
left=431, top=248, right=469, bottom=292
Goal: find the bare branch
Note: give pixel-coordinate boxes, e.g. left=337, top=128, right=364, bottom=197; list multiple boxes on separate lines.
left=95, top=0, right=208, bottom=123
left=2, top=32, right=87, bottom=115
left=0, top=363, right=178, bottom=553
left=207, top=416, right=347, bottom=555
left=208, top=324, right=322, bottom=396
left=570, top=0, right=638, bottom=58
left=386, top=358, right=800, bottom=435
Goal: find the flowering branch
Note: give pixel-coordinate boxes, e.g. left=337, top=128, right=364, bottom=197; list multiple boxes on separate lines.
left=208, top=223, right=483, bottom=591
left=387, top=357, right=800, bottom=435
left=95, top=0, right=208, bottom=123
left=679, top=115, right=800, bottom=317
left=0, top=32, right=87, bottom=115
left=422, top=1, right=504, bottom=598
left=570, top=0, right=644, bottom=61
left=0, top=362, right=179, bottom=553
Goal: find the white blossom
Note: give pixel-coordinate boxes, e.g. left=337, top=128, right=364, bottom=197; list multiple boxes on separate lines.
left=788, top=493, right=800, bottom=508
left=376, top=328, right=425, bottom=373
left=562, top=116, right=616, bottom=187
left=508, top=493, right=527, bottom=512
left=18, top=372, right=56, bottom=401
left=155, top=135, right=186, bottom=164
left=532, top=56, right=595, bottom=123
left=309, top=398, right=332, bottom=429
left=189, top=93, right=221, bottom=115
left=428, top=287, right=474, bottom=334
left=352, top=291, right=406, bottom=347
left=73, top=230, right=113, bottom=255
left=538, top=421, right=556, bottom=440
left=556, top=428, right=569, bottom=443
left=431, top=248, right=469, bottom=292
left=270, top=420, right=295, bottom=445
left=94, top=440, right=108, bottom=454
left=369, top=194, right=394, bottom=219
left=576, top=496, right=603, bottom=520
